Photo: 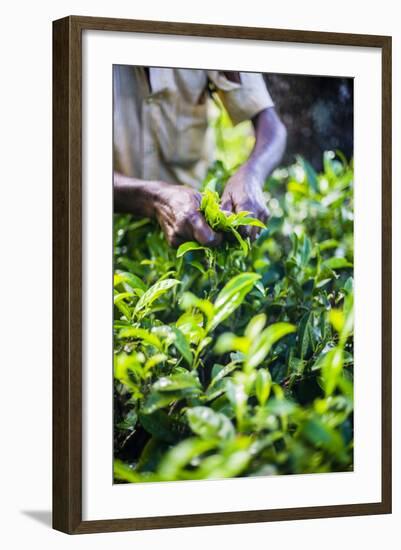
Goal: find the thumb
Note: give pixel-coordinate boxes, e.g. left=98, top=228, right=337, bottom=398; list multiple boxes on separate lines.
left=189, top=212, right=222, bottom=246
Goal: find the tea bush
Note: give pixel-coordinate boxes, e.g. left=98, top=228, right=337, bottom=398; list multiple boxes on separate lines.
left=113, top=152, right=354, bottom=483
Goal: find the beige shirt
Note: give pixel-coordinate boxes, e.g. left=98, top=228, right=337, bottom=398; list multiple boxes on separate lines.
left=113, top=67, right=274, bottom=189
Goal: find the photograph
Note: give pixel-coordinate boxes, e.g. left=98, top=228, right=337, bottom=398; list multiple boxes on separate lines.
left=112, top=65, right=354, bottom=484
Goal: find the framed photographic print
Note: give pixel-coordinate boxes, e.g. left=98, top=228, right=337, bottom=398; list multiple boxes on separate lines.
left=53, top=16, right=392, bottom=534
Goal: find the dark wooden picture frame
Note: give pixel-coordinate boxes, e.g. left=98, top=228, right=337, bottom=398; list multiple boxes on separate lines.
left=53, top=15, right=392, bottom=534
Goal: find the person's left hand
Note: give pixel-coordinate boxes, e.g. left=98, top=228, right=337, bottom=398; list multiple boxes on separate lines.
left=221, top=166, right=269, bottom=240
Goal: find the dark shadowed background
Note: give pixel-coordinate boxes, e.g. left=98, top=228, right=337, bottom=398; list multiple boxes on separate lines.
left=264, top=75, right=353, bottom=169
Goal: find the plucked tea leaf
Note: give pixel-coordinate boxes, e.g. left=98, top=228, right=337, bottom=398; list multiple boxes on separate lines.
left=176, top=241, right=206, bottom=258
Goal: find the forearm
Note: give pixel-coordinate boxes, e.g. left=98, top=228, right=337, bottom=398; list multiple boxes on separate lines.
left=221, top=107, right=286, bottom=233
left=114, top=172, right=160, bottom=217
left=243, top=107, right=287, bottom=183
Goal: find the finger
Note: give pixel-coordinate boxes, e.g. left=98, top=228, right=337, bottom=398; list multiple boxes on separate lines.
left=192, top=191, right=202, bottom=208
left=221, top=193, right=233, bottom=213
left=258, top=205, right=270, bottom=224
left=234, top=205, right=254, bottom=238
left=238, top=202, right=269, bottom=239
left=249, top=207, right=269, bottom=241
left=162, top=222, right=186, bottom=248
left=188, top=212, right=222, bottom=247
left=249, top=226, right=261, bottom=241
left=167, top=232, right=185, bottom=248
left=240, top=225, right=253, bottom=239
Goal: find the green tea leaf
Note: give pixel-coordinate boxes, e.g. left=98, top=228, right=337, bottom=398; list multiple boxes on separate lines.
left=209, top=362, right=240, bottom=387
left=153, top=372, right=201, bottom=392
left=139, top=410, right=188, bottom=443
left=134, top=278, right=180, bottom=317
left=170, top=326, right=193, bottom=366
left=225, top=376, right=248, bottom=429
left=176, top=311, right=204, bottom=343
left=141, top=391, right=181, bottom=414
left=114, top=271, right=147, bottom=291
left=247, top=322, right=296, bottom=369
left=323, top=257, right=353, bottom=270
left=118, top=327, right=163, bottom=350
left=322, top=347, right=344, bottom=396
left=255, top=369, right=272, bottom=406
left=114, top=460, right=143, bottom=483
left=300, top=235, right=312, bottom=266
left=209, top=272, right=261, bottom=331
left=329, top=309, right=344, bottom=334
left=179, top=292, right=214, bottom=323
left=301, top=418, right=345, bottom=458
left=230, top=212, right=266, bottom=228
left=214, top=333, right=250, bottom=355
left=176, top=241, right=206, bottom=258
left=297, top=155, right=319, bottom=193
left=200, top=188, right=265, bottom=251
left=187, top=406, right=235, bottom=440
left=245, top=313, right=267, bottom=340
left=158, top=438, right=219, bottom=480
left=298, top=312, right=314, bottom=359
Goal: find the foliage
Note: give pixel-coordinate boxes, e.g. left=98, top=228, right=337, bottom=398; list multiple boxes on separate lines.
left=209, top=94, right=255, bottom=170
left=113, top=151, right=354, bottom=483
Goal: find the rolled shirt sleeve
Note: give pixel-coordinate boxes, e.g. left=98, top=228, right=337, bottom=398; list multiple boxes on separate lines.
left=207, top=71, right=274, bottom=125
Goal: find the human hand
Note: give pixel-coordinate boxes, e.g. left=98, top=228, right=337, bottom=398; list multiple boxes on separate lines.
left=221, top=167, right=269, bottom=240
left=153, top=182, right=222, bottom=248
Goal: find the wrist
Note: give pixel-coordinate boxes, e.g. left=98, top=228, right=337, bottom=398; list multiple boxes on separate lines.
left=113, top=173, right=164, bottom=218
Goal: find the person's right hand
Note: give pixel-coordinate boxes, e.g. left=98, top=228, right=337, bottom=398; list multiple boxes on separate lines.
left=153, top=182, right=221, bottom=248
